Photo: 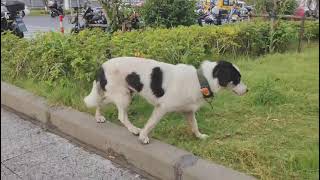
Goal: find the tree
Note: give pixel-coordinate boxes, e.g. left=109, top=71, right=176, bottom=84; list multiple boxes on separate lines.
left=141, top=0, right=197, bottom=28
left=97, top=0, right=131, bottom=32
left=246, top=0, right=298, bottom=15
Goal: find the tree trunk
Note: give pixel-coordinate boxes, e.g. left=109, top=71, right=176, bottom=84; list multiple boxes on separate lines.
left=269, top=0, right=277, bottom=53
left=298, top=14, right=306, bottom=53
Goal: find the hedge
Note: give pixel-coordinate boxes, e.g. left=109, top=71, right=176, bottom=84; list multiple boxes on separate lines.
left=1, top=20, right=319, bottom=86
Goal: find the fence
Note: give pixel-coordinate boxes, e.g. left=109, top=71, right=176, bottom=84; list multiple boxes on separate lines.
left=250, top=14, right=318, bottom=53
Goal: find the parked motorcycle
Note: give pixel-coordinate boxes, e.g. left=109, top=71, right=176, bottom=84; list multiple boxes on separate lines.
left=197, top=8, right=225, bottom=26
left=1, top=1, right=27, bottom=38
left=47, top=0, right=64, bottom=18
left=83, top=6, right=107, bottom=28
left=70, top=5, right=107, bottom=33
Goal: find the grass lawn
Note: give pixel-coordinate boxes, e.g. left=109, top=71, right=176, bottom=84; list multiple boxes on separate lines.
left=28, top=9, right=71, bottom=16
left=7, top=43, right=319, bottom=179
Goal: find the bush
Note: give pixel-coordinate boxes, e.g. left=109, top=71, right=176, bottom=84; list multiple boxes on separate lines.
left=1, top=29, right=111, bottom=87
left=112, top=21, right=319, bottom=64
left=248, top=0, right=298, bottom=15
left=1, top=21, right=319, bottom=87
left=1, top=32, right=31, bottom=79
left=111, top=26, right=207, bottom=65
left=303, top=21, right=320, bottom=42
left=141, top=0, right=197, bottom=28
left=278, top=0, right=298, bottom=15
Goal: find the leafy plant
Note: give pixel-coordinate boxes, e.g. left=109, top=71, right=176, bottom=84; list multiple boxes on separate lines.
left=141, top=0, right=197, bottom=28
left=1, top=21, right=318, bottom=87
left=250, top=77, right=287, bottom=106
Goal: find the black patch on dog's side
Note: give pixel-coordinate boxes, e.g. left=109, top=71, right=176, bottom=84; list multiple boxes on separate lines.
left=126, top=72, right=144, bottom=92
left=96, top=67, right=107, bottom=91
left=150, top=67, right=165, bottom=98
left=212, top=61, right=241, bottom=87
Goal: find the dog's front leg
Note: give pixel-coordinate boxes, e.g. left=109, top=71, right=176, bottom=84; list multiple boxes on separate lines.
left=95, top=105, right=106, bottom=123
left=117, top=106, right=141, bottom=136
left=139, top=107, right=166, bottom=144
left=184, top=112, right=208, bottom=139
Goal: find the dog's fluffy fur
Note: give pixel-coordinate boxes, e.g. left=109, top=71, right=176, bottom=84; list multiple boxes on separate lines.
left=84, top=57, right=247, bottom=144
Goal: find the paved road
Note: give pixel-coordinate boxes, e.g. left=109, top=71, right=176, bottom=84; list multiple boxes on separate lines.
left=1, top=107, right=147, bottom=180
left=23, top=15, right=74, bottom=38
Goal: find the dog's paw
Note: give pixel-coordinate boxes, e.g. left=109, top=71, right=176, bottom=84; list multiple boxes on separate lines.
left=95, top=116, right=106, bottom=123
left=138, top=134, right=150, bottom=144
left=129, top=127, right=141, bottom=136
left=197, top=133, right=209, bottom=140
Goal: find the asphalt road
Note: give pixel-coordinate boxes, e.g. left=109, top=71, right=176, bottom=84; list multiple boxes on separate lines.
left=1, top=107, right=147, bottom=180
left=23, top=15, right=74, bottom=38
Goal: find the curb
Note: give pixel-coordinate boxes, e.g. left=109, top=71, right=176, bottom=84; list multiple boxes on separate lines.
left=1, top=81, right=255, bottom=180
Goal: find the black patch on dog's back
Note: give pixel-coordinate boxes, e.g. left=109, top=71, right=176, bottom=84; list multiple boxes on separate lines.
left=96, top=67, right=107, bottom=91
left=150, top=67, right=165, bottom=98
left=212, top=61, right=241, bottom=87
left=126, top=72, right=144, bottom=92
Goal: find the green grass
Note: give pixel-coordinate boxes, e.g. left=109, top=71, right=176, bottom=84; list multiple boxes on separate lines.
left=28, top=9, right=47, bottom=16
left=6, top=43, right=319, bottom=180
left=28, top=9, right=71, bottom=16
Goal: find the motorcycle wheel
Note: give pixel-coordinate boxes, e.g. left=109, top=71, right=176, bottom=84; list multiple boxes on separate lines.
left=50, top=11, right=56, bottom=18
left=71, top=27, right=80, bottom=34
left=13, top=28, right=24, bottom=38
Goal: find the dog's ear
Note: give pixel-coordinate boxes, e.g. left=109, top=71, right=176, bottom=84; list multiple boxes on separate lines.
left=212, top=62, right=232, bottom=87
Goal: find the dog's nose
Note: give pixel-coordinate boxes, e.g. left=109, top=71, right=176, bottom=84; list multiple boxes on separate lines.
left=246, top=89, right=249, bottom=93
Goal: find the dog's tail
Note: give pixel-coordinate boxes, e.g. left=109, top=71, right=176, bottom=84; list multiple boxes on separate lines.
left=84, top=66, right=108, bottom=108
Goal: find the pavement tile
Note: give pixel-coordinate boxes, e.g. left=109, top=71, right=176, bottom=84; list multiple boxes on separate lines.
left=1, top=108, right=145, bottom=180
left=1, top=163, right=21, bottom=180
left=1, top=109, right=56, bottom=162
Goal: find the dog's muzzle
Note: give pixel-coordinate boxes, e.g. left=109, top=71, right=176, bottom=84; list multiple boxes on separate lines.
left=232, top=82, right=248, bottom=96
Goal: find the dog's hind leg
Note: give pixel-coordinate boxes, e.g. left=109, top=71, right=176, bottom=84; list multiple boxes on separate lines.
left=113, top=93, right=141, bottom=135
left=184, top=111, right=208, bottom=139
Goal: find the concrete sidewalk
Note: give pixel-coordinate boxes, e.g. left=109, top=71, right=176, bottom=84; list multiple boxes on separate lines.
left=1, top=107, right=146, bottom=180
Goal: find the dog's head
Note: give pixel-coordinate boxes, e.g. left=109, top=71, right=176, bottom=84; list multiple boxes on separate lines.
left=200, top=60, right=248, bottom=96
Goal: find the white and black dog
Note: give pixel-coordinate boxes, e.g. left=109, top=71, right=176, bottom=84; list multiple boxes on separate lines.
left=84, top=57, right=248, bottom=144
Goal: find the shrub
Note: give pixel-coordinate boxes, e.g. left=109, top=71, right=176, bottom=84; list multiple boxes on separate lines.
left=1, top=29, right=111, bottom=87
left=303, top=21, right=320, bottom=42
left=278, top=0, right=298, bottom=15
left=141, top=0, right=197, bottom=28
left=1, top=32, right=30, bottom=79
left=111, top=26, right=207, bottom=65
left=248, top=0, right=298, bottom=15
left=1, top=21, right=319, bottom=87
left=112, top=21, right=319, bottom=64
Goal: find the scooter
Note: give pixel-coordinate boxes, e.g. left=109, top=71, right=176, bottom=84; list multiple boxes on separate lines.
left=70, top=5, right=107, bottom=33
left=1, top=1, right=27, bottom=38
left=47, top=0, right=64, bottom=18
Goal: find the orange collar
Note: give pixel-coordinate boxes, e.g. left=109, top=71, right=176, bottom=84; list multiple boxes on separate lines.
left=197, top=69, right=213, bottom=98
